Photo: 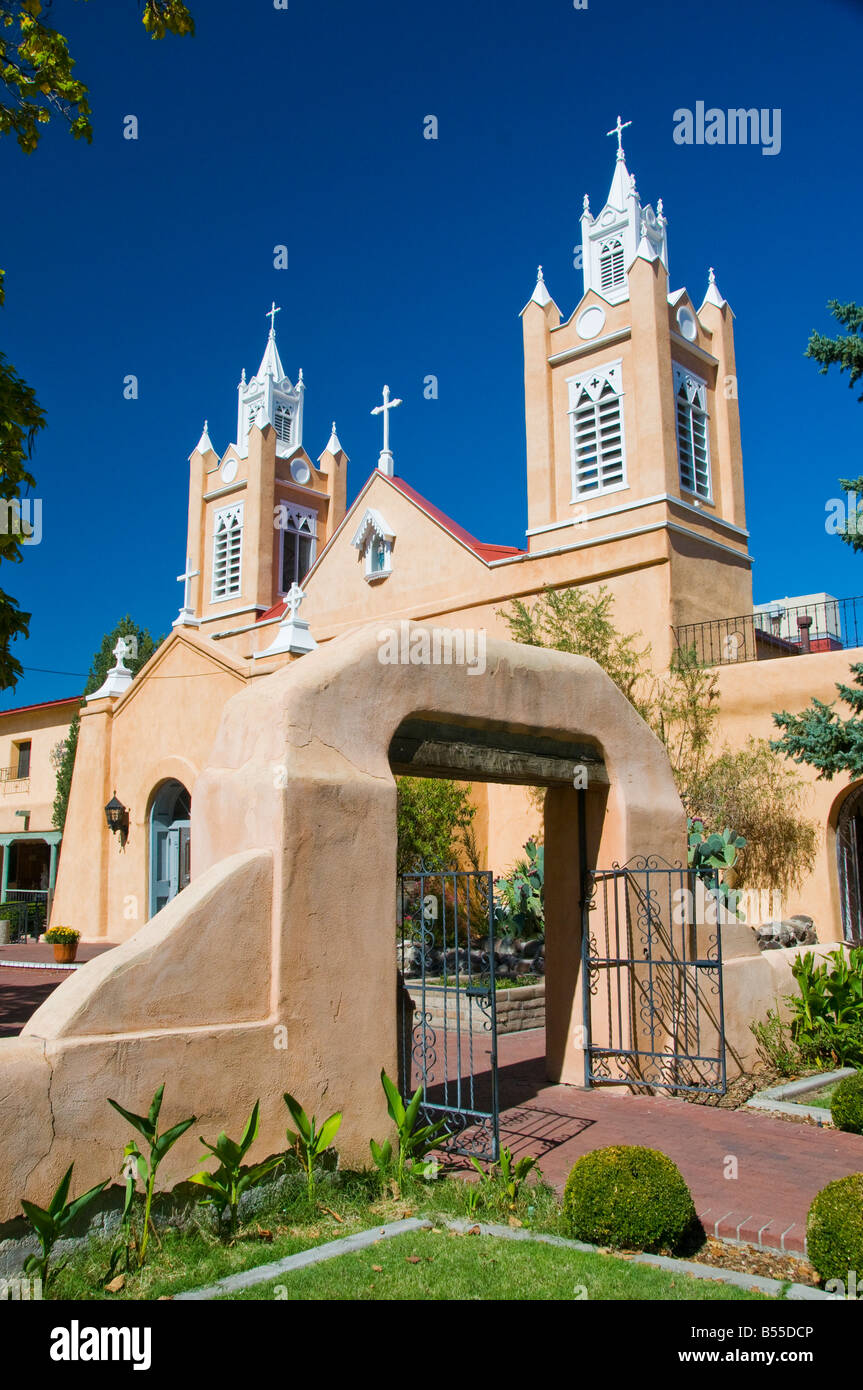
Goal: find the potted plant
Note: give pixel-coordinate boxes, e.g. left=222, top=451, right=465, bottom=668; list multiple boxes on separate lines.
left=44, top=926, right=80, bottom=964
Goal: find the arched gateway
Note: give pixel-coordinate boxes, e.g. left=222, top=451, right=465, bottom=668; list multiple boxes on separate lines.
left=1, top=625, right=683, bottom=1219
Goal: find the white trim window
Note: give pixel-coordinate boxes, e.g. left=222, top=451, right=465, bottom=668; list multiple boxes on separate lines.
left=245, top=400, right=262, bottom=436
left=567, top=360, right=627, bottom=500
left=351, top=507, right=395, bottom=582
left=279, top=503, right=317, bottom=591
left=599, top=237, right=625, bottom=294
left=274, top=403, right=293, bottom=446
left=674, top=364, right=712, bottom=500
left=212, top=503, right=244, bottom=601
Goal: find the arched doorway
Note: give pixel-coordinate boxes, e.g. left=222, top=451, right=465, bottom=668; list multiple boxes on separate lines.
left=149, top=780, right=191, bottom=918
left=836, top=785, right=863, bottom=943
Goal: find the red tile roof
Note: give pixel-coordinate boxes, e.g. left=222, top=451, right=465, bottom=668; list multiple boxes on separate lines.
left=0, top=693, right=82, bottom=718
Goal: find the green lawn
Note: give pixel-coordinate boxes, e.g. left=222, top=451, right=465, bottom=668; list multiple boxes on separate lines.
left=804, top=1082, right=839, bottom=1110
left=224, top=1228, right=776, bottom=1302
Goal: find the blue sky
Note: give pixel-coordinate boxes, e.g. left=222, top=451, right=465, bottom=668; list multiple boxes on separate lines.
left=2, top=0, right=862, bottom=706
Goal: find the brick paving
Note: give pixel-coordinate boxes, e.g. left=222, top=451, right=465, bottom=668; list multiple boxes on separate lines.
left=0, top=942, right=115, bottom=1038
left=445, top=1029, right=863, bottom=1256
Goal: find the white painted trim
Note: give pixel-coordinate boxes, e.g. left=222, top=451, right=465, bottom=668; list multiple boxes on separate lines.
left=201, top=605, right=266, bottom=623
left=204, top=481, right=248, bottom=502
left=488, top=519, right=752, bottom=568
left=566, top=357, right=628, bottom=502
left=668, top=332, right=717, bottom=367
left=547, top=327, right=630, bottom=366
left=525, top=492, right=749, bottom=540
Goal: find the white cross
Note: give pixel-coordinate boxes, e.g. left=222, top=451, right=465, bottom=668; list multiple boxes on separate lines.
left=176, top=555, right=200, bottom=613
left=371, top=384, right=402, bottom=456
left=606, top=115, right=632, bottom=155
left=285, top=582, right=305, bottom=620
left=113, top=637, right=131, bottom=670
left=266, top=302, right=281, bottom=335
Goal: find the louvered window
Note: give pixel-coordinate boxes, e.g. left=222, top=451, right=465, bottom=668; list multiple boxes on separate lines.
left=568, top=362, right=626, bottom=499
left=212, top=503, right=243, bottom=600
left=246, top=402, right=260, bottom=435
left=674, top=365, right=711, bottom=499
left=599, top=238, right=625, bottom=293
left=280, top=505, right=317, bottom=590
left=275, top=404, right=293, bottom=444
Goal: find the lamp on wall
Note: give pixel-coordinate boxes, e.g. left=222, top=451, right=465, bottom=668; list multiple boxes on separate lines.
left=104, top=793, right=129, bottom=844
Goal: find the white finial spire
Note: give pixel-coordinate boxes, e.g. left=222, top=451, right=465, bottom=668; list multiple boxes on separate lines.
left=371, top=384, right=402, bottom=476
left=195, top=419, right=214, bottom=455
left=326, top=420, right=343, bottom=453
left=529, top=264, right=552, bottom=307
left=606, top=114, right=632, bottom=160
left=703, top=266, right=726, bottom=309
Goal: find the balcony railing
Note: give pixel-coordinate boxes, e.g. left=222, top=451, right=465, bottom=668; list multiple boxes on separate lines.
left=0, top=766, right=29, bottom=793
left=674, top=595, right=863, bottom=667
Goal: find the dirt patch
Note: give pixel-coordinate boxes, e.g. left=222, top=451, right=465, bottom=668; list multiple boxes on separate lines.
left=691, top=1235, right=819, bottom=1287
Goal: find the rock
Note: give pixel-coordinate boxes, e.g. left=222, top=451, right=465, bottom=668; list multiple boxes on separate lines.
left=534, top=955, right=545, bottom=975
left=494, top=937, right=517, bottom=957
left=788, top=914, right=814, bottom=929
left=518, top=937, right=543, bottom=959
left=778, top=923, right=796, bottom=947
left=760, top=938, right=781, bottom=950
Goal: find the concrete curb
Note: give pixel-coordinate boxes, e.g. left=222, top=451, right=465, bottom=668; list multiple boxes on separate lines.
left=175, top=1216, right=835, bottom=1302
left=746, top=1069, right=855, bottom=1126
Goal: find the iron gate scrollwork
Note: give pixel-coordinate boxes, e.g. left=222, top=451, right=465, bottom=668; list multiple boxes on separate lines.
left=397, top=866, right=499, bottom=1161
left=581, top=857, right=727, bottom=1095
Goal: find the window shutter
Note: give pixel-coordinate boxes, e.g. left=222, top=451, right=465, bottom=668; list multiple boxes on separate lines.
left=212, top=504, right=244, bottom=600
left=569, top=364, right=626, bottom=498
left=674, top=366, right=711, bottom=499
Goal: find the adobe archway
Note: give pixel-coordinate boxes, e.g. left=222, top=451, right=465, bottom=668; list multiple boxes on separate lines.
left=1, top=624, right=684, bottom=1218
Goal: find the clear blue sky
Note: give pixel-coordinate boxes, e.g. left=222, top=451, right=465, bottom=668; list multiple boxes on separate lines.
left=2, top=0, right=862, bottom=706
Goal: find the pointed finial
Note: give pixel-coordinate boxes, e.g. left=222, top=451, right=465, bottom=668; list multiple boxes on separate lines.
left=537, top=265, right=544, bottom=281
left=709, top=267, right=716, bottom=284
left=241, top=368, right=246, bottom=385
left=583, top=193, right=590, bottom=212
left=657, top=197, right=664, bottom=219
left=203, top=419, right=208, bottom=433
left=298, top=367, right=304, bottom=385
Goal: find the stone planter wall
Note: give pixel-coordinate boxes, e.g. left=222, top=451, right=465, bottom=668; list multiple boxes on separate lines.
left=408, top=980, right=545, bottom=1034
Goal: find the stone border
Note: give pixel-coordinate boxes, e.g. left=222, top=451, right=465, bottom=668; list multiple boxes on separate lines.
left=746, top=1069, right=856, bottom=1125
left=174, top=1217, right=833, bottom=1302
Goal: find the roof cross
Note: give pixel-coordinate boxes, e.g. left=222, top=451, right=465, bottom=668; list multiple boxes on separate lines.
left=266, top=302, right=281, bottom=336
left=606, top=115, right=632, bottom=158
left=371, top=384, right=402, bottom=476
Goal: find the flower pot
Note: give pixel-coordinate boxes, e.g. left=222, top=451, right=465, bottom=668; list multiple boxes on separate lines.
left=52, top=942, right=78, bottom=964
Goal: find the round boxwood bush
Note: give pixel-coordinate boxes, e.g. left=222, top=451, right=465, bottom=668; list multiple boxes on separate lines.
left=807, top=1173, right=863, bottom=1284
left=563, top=1145, right=697, bottom=1252
left=831, top=1071, right=863, bottom=1134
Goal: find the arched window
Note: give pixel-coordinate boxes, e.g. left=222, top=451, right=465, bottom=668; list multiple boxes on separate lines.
left=674, top=364, right=711, bottom=499
left=568, top=360, right=626, bottom=499
left=149, top=780, right=191, bottom=918
left=599, top=238, right=625, bottom=293
left=212, top=503, right=244, bottom=600
left=280, top=504, right=317, bottom=591
left=836, top=786, right=863, bottom=944
left=275, top=404, right=293, bottom=445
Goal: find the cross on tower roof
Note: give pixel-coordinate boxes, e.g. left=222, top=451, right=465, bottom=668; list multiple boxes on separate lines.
left=606, top=115, right=632, bottom=158
left=266, top=302, right=281, bottom=336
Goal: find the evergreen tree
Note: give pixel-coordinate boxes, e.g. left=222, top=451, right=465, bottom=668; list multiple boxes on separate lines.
left=806, top=300, right=863, bottom=400
left=52, top=617, right=160, bottom=831
left=772, top=663, right=863, bottom=782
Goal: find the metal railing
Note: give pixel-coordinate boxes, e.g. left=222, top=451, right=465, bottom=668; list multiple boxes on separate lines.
left=0, top=766, right=29, bottom=791
left=674, top=595, right=863, bottom=667
left=0, top=889, right=48, bottom=943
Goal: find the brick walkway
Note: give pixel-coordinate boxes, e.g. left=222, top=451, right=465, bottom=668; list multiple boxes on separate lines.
left=445, top=1029, right=863, bottom=1256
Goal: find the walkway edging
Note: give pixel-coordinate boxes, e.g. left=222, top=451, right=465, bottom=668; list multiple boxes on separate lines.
left=175, top=1216, right=834, bottom=1302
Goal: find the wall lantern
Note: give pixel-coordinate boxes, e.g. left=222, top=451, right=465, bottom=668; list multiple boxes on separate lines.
left=104, top=792, right=129, bottom=843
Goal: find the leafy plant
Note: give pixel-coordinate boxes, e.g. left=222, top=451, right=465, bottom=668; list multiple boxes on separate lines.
left=807, top=1173, right=863, bottom=1285
left=20, top=1164, right=108, bottom=1287
left=107, top=1084, right=195, bottom=1268
left=749, top=1009, right=804, bottom=1077
left=377, top=1069, right=449, bottom=1191
left=189, top=1100, right=283, bottom=1237
left=44, top=925, right=79, bottom=944
left=283, top=1092, right=342, bottom=1202
left=494, top=842, right=544, bottom=939
left=563, top=1146, right=697, bottom=1253
left=830, top=1070, right=863, bottom=1135
left=786, top=948, right=863, bottom=1066
left=687, top=818, right=745, bottom=918
left=396, top=777, right=476, bottom=876
left=469, top=1146, right=538, bottom=1212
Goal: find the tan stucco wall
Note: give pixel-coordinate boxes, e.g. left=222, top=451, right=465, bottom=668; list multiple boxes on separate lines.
left=0, top=700, right=78, bottom=835
left=0, top=627, right=686, bottom=1218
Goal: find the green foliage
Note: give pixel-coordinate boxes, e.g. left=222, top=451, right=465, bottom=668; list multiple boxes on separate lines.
left=52, top=616, right=160, bottom=830
left=468, top=1147, right=538, bottom=1213
left=377, top=1069, right=449, bottom=1191
left=43, top=925, right=79, bottom=943
left=20, top=1163, right=108, bottom=1287
left=0, top=268, right=41, bottom=690
left=396, top=776, right=476, bottom=874
left=772, top=662, right=863, bottom=782
left=687, top=817, right=745, bottom=918
left=189, top=1100, right=283, bottom=1237
left=806, top=1173, right=863, bottom=1285
left=562, top=1145, right=697, bottom=1253
left=806, top=300, right=863, bottom=402
left=830, top=1071, right=863, bottom=1135
left=748, top=1009, right=804, bottom=1077
left=494, top=840, right=544, bottom=938
left=786, top=948, right=863, bottom=1067
left=0, top=897, right=44, bottom=939
left=685, top=738, right=818, bottom=896
left=0, top=1, right=195, bottom=152
left=283, top=1092, right=342, bottom=1202
left=107, top=1083, right=195, bottom=1268
left=498, top=584, right=654, bottom=719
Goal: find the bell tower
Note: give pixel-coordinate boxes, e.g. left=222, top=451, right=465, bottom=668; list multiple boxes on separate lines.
left=236, top=303, right=305, bottom=459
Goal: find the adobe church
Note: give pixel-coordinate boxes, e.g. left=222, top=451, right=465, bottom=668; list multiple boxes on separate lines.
left=31, top=125, right=860, bottom=944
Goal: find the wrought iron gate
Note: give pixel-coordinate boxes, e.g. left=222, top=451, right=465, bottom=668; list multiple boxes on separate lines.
left=397, top=867, right=499, bottom=1161
left=581, top=858, right=727, bottom=1095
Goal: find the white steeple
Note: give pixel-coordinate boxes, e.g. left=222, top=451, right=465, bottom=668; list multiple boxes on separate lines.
left=701, top=266, right=726, bottom=309
left=580, top=119, right=669, bottom=306
left=236, top=303, right=305, bottom=460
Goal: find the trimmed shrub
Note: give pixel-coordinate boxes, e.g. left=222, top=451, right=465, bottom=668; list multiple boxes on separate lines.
left=563, top=1145, right=697, bottom=1253
left=807, top=1174, right=863, bottom=1285
left=831, top=1072, right=863, bottom=1135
